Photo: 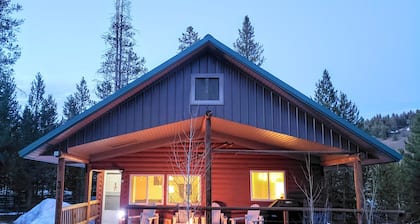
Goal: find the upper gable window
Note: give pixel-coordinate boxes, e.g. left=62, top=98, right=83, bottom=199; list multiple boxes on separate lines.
left=191, top=73, right=224, bottom=105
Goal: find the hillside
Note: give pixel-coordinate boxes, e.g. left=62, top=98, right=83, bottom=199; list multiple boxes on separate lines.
left=379, top=127, right=410, bottom=151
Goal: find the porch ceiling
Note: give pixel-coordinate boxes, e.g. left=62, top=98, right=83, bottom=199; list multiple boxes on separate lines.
left=66, top=116, right=347, bottom=164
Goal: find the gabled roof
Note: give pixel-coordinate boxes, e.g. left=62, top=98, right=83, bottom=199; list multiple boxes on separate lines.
left=19, top=34, right=402, bottom=163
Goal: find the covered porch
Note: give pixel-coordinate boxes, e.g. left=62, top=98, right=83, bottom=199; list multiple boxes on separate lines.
left=49, top=114, right=396, bottom=224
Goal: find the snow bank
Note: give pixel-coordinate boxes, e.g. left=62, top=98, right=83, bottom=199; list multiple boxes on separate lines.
left=14, top=198, right=70, bottom=224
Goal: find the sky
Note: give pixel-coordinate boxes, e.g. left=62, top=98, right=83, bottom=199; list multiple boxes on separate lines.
left=13, top=0, right=420, bottom=119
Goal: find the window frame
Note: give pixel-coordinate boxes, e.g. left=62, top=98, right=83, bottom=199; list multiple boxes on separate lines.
left=166, top=174, right=202, bottom=205
left=128, top=174, right=164, bottom=205
left=190, top=73, right=224, bottom=105
left=249, top=170, right=287, bottom=201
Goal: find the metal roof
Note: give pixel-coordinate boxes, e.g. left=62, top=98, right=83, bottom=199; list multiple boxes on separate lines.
left=19, top=34, right=401, bottom=162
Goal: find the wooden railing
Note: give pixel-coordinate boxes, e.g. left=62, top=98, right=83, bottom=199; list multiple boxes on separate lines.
left=61, top=200, right=100, bottom=224
left=124, top=205, right=405, bottom=224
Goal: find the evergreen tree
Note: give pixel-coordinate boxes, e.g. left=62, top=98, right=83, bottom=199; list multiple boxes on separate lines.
left=17, top=73, right=58, bottom=207
left=403, top=110, right=420, bottom=221
left=178, top=26, right=200, bottom=52
left=0, top=0, right=22, bottom=204
left=314, top=69, right=338, bottom=113
left=63, top=76, right=94, bottom=120
left=0, top=71, right=20, bottom=150
left=337, top=91, right=363, bottom=127
left=0, top=0, right=22, bottom=150
left=314, top=69, right=364, bottom=222
left=0, top=0, right=23, bottom=76
left=97, top=0, right=147, bottom=99
left=233, top=15, right=265, bottom=66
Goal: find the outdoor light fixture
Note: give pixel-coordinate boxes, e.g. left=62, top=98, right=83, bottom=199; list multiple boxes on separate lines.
left=53, top=150, right=61, bottom=157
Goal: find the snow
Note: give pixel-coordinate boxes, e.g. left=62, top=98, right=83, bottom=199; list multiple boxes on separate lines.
left=13, top=198, right=70, bottom=224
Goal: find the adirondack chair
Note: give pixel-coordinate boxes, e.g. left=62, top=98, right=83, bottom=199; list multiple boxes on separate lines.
left=230, top=204, right=263, bottom=224
left=139, top=207, right=159, bottom=224
left=173, top=208, right=196, bottom=224
left=211, top=202, right=228, bottom=224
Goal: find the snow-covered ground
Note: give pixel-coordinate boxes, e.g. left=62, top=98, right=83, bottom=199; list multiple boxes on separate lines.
left=13, top=199, right=70, bottom=224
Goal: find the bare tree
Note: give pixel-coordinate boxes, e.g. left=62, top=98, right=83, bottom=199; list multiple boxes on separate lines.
left=294, top=154, right=327, bottom=224
left=362, top=165, right=379, bottom=224
left=169, top=115, right=210, bottom=223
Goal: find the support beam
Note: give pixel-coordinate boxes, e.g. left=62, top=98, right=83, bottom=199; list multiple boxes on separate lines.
left=321, top=154, right=360, bottom=166
left=59, top=152, right=89, bottom=164
left=353, top=158, right=364, bottom=224
left=55, top=157, right=65, bottom=224
left=205, top=111, right=212, bottom=224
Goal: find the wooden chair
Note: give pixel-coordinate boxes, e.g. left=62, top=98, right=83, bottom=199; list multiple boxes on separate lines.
left=139, top=208, right=159, bottom=224
left=230, top=204, right=263, bottom=224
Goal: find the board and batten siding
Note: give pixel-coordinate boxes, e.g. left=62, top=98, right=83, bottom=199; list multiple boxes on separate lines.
left=66, top=52, right=355, bottom=152
left=91, top=148, right=314, bottom=208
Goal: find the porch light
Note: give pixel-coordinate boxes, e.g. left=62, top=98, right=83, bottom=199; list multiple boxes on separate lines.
left=117, top=210, right=125, bottom=220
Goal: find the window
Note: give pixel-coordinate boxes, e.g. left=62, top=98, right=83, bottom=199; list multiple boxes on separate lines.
left=167, top=175, right=201, bottom=204
left=250, top=171, right=285, bottom=201
left=191, top=73, right=224, bottom=105
left=129, top=175, right=164, bottom=204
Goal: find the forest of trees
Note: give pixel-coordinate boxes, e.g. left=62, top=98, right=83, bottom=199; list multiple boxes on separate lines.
left=1, top=0, right=419, bottom=223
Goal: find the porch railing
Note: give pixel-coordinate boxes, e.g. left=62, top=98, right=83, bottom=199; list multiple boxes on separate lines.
left=124, top=205, right=405, bottom=224
left=61, top=200, right=100, bottom=224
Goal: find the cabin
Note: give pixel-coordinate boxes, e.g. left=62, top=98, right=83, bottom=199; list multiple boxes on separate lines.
left=19, top=34, right=401, bottom=224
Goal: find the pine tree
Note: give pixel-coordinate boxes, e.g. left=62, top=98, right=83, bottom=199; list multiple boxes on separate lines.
left=17, top=73, right=58, bottom=207
left=97, top=0, right=147, bottom=99
left=0, top=0, right=23, bottom=76
left=403, top=110, right=420, bottom=220
left=314, top=69, right=338, bottom=112
left=337, top=92, right=363, bottom=127
left=178, top=26, right=200, bottom=52
left=233, top=15, right=265, bottom=66
left=314, top=69, right=364, bottom=222
left=64, top=77, right=94, bottom=120
left=0, top=0, right=22, bottom=150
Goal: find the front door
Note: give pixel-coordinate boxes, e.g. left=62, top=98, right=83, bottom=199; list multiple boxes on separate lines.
left=102, top=170, right=122, bottom=224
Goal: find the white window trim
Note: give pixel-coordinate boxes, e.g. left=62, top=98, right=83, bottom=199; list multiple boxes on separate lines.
left=249, top=170, right=287, bottom=201
left=190, top=73, right=224, bottom=105
left=166, top=174, right=202, bottom=205
left=129, top=174, right=164, bottom=205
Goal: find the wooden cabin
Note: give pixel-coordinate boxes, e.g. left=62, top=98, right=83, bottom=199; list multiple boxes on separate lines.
left=19, top=34, right=401, bottom=224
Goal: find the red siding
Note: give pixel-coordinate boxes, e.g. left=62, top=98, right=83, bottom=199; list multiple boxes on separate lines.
left=91, top=149, right=316, bottom=209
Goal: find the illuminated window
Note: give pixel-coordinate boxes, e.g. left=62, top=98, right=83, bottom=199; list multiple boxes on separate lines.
left=129, top=175, right=163, bottom=204
left=191, top=73, right=224, bottom=105
left=250, top=171, right=285, bottom=201
left=167, top=175, right=201, bottom=204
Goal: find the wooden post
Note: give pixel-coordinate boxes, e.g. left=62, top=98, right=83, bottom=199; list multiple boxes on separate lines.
left=205, top=111, right=212, bottom=224
left=55, top=157, right=65, bottom=224
left=86, top=169, right=93, bottom=222
left=353, top=158, right=364, bottom=224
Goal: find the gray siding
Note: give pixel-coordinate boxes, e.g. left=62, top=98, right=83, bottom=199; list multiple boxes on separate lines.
left=67, top=53, right=354, bottom=152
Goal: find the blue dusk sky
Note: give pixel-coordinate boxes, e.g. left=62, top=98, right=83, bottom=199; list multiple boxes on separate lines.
left=13, top=0, right=420, bottom=119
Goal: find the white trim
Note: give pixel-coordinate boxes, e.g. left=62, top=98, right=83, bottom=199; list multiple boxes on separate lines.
left=128, top=174, right=164, bottom=205
left=190, top=73, right=224, bottom=105
left=249, top=170, right=286, bottom=201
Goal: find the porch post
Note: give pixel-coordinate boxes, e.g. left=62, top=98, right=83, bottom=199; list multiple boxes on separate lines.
left=86, top=169, right=93, bottom=223
left=205, top=111, right=212, bottom=224
left=353, top=156, right=364, bottom=224
left=55, top=157, right=65, bottom=224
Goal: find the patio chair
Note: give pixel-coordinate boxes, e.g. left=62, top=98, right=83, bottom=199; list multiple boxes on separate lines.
left=173, top=208, right=196, bottom=224
left=211, top=202, right=228, bottom=224
left=230, top=204, right=263, bottom=224
left=139, top=207, right=159, bottom=224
